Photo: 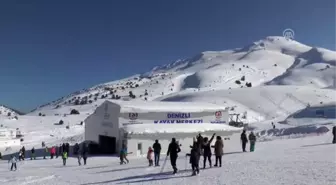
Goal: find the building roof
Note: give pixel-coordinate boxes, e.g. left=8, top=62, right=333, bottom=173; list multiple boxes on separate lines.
left=105, top=100, right=228, bottom=113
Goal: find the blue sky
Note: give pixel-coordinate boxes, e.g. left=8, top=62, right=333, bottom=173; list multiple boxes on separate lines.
left=0, top=0, right=335, bottom=112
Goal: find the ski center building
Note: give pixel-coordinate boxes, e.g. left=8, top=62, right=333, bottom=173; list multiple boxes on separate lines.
left=85, top=100, right=242, bottom=157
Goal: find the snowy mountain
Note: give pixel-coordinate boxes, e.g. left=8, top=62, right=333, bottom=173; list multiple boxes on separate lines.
left=28, top=36, right=335, bottom=116
left=1, top=36, right=335, bottom=157
left=0, top=105, right=21, bottom=118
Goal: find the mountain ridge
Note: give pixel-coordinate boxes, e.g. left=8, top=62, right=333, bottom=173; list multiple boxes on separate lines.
left=3, top=36, right=335, bottom=115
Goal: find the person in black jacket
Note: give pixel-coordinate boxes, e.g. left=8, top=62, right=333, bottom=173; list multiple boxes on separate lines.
left=65, top=143, right=70, bottom=154
left=81, top=143, right=89, bottom=165
left=167, top=138, right=181, bottom=174
left=21, top=146, right=25, bottom=160
left=186, top=138, right=201, bottom=176
left=152, top=140, right=161, bottom=166
left=332, top=126, right=336, bottom=144
left=202, top=133, right=216, bottom=168
left=62, top=143, right=66, bottom=153
left=241, top=130, right=248, bottom=152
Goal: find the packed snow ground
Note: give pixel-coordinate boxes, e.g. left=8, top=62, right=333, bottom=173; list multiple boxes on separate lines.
left=0, top=132, right=335, bottom=185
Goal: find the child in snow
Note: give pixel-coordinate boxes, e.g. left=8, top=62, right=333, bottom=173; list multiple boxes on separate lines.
left=119, top=148, right=127, bottom=165
left=147, top=147, right=154, bottom=166
left=62, top=151, right=68, bottom=166
left=8, top=155, right=17, bottom=171
left=186, top=138, right=200, bottom=176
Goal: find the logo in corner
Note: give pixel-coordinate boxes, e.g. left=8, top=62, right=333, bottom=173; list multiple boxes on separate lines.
left=215, top=111, right=222, bottom=119
left=283, top=28, right=295, bottom=40
left=129, top=113, right=138, bottom=120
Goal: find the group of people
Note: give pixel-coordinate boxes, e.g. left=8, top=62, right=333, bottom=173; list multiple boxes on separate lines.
left=240, top=130, right=256, bottom=152
left=145, top=130, right=257, bottom=176
left=73, top=143, right=89, bottom=166
left=7, top=142, right=89, bottom=171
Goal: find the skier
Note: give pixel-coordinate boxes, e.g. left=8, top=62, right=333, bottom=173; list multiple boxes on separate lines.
left=167, top=138, right=181, bottom=174
left=186, top=138, right=200, bottom=176
left=202, top=133, right=216, bottom=168
left=8, top=155, right=17, bottom=171
left=152, top=139, right=161, bottom=166
left=62, top=150, right=68, bottom=166
left=30, top=147, right=36, bottom=160
left=81, top=143, right=88, bottom=165
left=241, top=130, right=248, bottom=152
left=212, top=136, right=223, bottom=167
left=147, top=147, right=154, bottom=166
left=0, top=152, right=2, bottom=159
left=333, top=126, right=336, bottom=144
left=248, top=131, right=257, bottom=152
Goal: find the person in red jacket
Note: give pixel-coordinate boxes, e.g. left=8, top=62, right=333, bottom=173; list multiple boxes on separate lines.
left=50, top=146, right=56, bottom=159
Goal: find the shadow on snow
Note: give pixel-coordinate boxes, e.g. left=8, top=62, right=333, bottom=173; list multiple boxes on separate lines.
left=81, top=169, right=191, bottom=185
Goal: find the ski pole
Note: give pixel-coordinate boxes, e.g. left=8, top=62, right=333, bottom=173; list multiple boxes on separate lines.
left=185, top=155, right=188, bottom=171
left=160, top=156, right=168, bottom=173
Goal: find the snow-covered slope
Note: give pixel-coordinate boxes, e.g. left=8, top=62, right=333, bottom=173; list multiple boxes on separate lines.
left=1, top=36, right=335, bottom=156
left=28, top=36, right=335, bottom=116
left=0, top=105, right=21, bottom=119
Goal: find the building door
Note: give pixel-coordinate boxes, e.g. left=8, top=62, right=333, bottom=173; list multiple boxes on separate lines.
left=137, top=143, right=142, bottom=156
left=99, top=135, right=116, bottom=154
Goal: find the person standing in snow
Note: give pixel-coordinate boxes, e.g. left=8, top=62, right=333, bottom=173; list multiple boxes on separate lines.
left=186, top=138, right=201, bottom=176
left=65, top=143, right=70, bottom=154
left=62, top=150, right=68, bottom=166
left=55, top=145, right=59, bottom=158
left=147, top=147, right=154, bottom=166
left=50, top=146, right=56, bottom=159
left=167, top=138, right=181, bottom=174
left=202, top=133, right=216, bottom=169
left=8, top=155, right=18, bottom=171
left=212, top=136, right=224, bottom=167
left=241, top=130, right=248, bottom=152
left=62, top=143, right=66, bottom=153
left=44, top=146, right=49, bottom=159
left=73, top=143, right=81, bottom=165
left=152, top=140, right=161, bottom=166
left=57, top=144, right=62, bottom=159
left=30, top=147, right=36, bottom=160
left=332, top=126, right=336, bottom=144
left=21, top=146, right=25, bottom=160
left=81, top=143, right=88, bottom=165
left=18, top=150, right=23, bottom=161
left=248, top=131, right=257, bottom=152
